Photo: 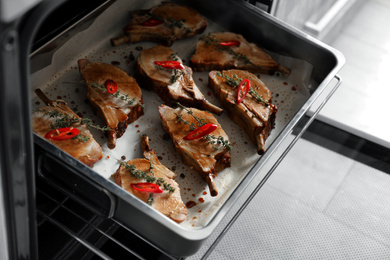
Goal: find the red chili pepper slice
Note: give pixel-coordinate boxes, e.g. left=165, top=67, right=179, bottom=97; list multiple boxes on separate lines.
left=130, top=182, right=164, bottom=193
left=183, top=123, right=218, bottom=140
left=45, top=127, right=79, bottom=141
left=154, top=60, right=184, bottom=70
left=220, top=41, right=240, bottom=47
left=142, top=18, right=163, bottom=26
left=105, top=79, right=118, bottom=94
left=236, top=79, right=250, bottom=104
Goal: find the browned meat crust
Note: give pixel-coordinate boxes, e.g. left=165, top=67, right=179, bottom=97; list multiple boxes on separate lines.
left=208, top=69, right=277, bottom=154
left=111, top=2, right=207, bottom=46
left=78, top=59, right=144, bottom=149
left=114, top=135, right=187, bottom=223
left=158, top=104, right=231, bottom=196
left=32, top=89, right=103, bottom=166
left=136, top=44, right=223, bottom=115
left=191, top=32, right=290, bottom=76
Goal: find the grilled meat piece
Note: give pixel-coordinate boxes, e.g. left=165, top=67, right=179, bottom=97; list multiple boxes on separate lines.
left=137, top=45, right=223, bottom=115
left=191, top=32, right=290, bottom=75
left=111, top=2, right=207, bottom=46
left=78, top=59, right=144, bottom=149
left=209, top=69, right=277, bottom=154
left=158, top=104, right=231, bottom=196
left=114, top=135, right=187, bottom=223
left=32, top=89, right=103, bottom=166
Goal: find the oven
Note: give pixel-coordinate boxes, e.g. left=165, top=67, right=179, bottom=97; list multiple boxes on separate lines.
left=0, top=0, right=344, bottom=259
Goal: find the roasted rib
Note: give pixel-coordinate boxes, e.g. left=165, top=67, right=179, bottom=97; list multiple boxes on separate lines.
left=136, top=44, right=222, bottom=115
left=208, top=69, right=277, bottom=154
left=78, top=59, right=144, bottom=149
left=111, top=2, right=207, bottom=46
left=191, top=32, right=290, bottom=75
left=158, top=104, right=231, bottom=196
left=114, top=135, right=187, bottom=223
left=32, top=89, right=103, bottom=166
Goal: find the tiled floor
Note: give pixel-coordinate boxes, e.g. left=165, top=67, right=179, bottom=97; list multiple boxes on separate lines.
left=203, top=1, right=390, bottom=259
left=207, top=124, right=390, bottom=259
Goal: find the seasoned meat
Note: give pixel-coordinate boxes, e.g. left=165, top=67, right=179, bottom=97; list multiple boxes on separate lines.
left=191, top=32, right=290, bottom=75
left=158, top=104, right=231, bottom=196
left=32, top=89, right=103, bottom=166
left=137, top=45, right=222, bottom=115
left=111, top=2, right=207, bottom=46
left=114, top=135, right=187, bottom=223
left=208, top=69, right=277, bottom=154
left=78, top=59, right=144, bottom=149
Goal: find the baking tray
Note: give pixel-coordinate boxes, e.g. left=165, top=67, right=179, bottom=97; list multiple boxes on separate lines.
left=30, top=0, right=345, bottom=256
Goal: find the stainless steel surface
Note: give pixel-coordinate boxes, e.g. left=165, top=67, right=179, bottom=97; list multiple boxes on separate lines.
left=272, top=0, right=364, bottom=43
left=29, top=0, right=344, bottom=257
left=0, top=20, right=37, bottom=260
left=0, top=1, right=68, bottom=258
left=314, top=0, right=390, bottom=149
left=0, top=0, right=41, bottom=22
left=30, top=0, right=111, bottom=73
left=304, top=0, right=355, bottom=38
left=0, top=168, right=9, bottom=260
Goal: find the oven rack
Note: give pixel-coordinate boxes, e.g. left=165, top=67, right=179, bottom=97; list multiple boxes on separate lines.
left=36, top=174, right=178, bottom=260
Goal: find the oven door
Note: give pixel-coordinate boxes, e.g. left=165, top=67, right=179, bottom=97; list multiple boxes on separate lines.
left=0, top=0, right=69, bottom=259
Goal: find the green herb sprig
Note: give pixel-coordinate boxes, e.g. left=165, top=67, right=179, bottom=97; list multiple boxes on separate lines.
left=200, top=33, right=262, bottom=70
left=40, top=109, right=111, bottom=132
left=171, top=68, right=184, bottom=83
left=216, top=71, right=270, bottom=106
left=147, top=194, right=154, bottom=205
left=176, top=102, right=206, bottom=128
left=120, top=161, right=175, bottom=195
left=90, top=82, right=138, bottom=106
left=205, top=135, right=231, bottom=151
left=38, top=108, right=110, bottom=143
left=154, top=53, right=184, bottom=83
left=175, top=103, right=231, bottom=151
left=71, top=134, right=90, bottom=143
left=149, top=13, right=191, bottom=33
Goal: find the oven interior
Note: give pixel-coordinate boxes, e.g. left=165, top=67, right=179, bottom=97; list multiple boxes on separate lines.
left=18, top=0, right=344, bottom=258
